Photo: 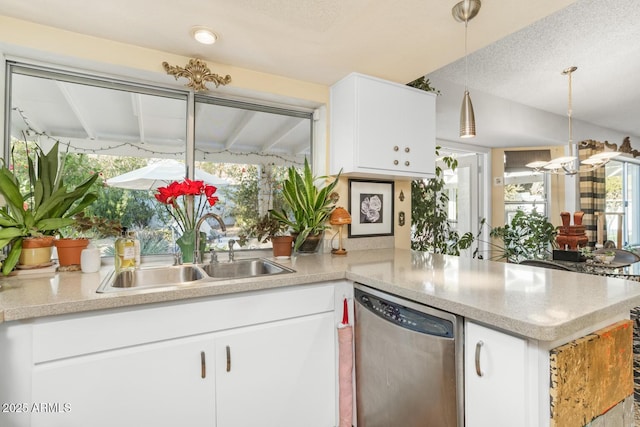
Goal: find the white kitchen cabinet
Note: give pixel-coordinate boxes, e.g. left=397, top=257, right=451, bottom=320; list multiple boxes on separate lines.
left=330, top=72, right=436, bottom=179
left=464, top=320, right=529, bottom=427
left=0, top=282, right=342, bottom=427
left=215, top=313, right=335, bottom=427
left=31, top=335, right=216, bottom=427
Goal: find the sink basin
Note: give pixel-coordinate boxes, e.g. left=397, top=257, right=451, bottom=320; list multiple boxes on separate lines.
left=97, top=264, right=208, bottom=293
left=96, top=258, right=293, bottom=293
left=200, top=258, right=294, bottom=279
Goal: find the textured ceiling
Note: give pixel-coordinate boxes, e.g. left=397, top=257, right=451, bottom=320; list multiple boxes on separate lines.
left=0, top=0, right=572, bottom=86
left=3, top=0, right=635, bottom=150
left=428, top=0, right=640, bottom=147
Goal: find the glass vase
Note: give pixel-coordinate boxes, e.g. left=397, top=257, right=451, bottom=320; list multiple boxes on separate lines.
left=176, top=229, right=207, bottom=263
left=176, top=229, right=196, bottom=263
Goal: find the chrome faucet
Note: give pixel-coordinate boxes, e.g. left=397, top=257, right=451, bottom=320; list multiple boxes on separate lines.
left=194, top=213, right=226, bottom=264
left=228, top=239, right=236, bottom=262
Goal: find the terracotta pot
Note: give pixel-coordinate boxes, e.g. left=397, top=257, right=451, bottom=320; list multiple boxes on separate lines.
left=54, top=238, right=90, bottom=266
left=20, top=236, right=55, bottom=266
left=271, top=235, right=293, bottom=258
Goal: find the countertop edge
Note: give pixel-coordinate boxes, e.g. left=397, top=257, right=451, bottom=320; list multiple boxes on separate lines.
left=346, top=271, right=640, bottom=341
left=0, top=270, right=347, bottom=323
left=2, top=249, right=640, bottom=343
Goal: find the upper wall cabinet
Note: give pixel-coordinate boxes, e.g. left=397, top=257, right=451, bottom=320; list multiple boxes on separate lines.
left=330, top=73, right=436, bottom=180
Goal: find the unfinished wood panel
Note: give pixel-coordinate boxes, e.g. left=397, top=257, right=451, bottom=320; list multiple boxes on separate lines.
left=550, top=319, right=633, bottom=427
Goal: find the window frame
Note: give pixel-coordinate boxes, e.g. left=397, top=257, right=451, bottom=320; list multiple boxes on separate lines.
left=3, top=60, right=316, bottom=254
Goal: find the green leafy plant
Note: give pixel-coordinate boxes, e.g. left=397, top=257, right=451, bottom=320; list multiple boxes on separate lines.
left=488, top=209, right=558, bottom=263
left=271, top=158, right=340, bottom=251
left=411, top=148, right=476, bottom=255
left=61, top=212, right=123, bottom=239
left=238, top=212, right=289, bottom=246
left=406, top=76, right=441, bottom=95
left=0, top=141, right=99, bottom=274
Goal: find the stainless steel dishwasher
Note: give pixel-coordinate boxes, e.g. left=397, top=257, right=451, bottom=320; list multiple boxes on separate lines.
left=354, top=283, right=464, bottom=427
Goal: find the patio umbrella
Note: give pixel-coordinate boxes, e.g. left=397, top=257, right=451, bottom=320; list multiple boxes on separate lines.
left=338, top=297, right=353, bottom=427
left=105, top=159, right=229, bottom=190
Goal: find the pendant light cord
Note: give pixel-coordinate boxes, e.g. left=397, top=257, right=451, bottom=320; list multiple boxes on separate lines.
left=464, top=20, right=469, bottom=91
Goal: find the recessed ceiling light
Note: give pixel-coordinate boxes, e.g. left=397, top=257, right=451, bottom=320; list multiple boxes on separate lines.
left=191, top=26, right=217, bottom=45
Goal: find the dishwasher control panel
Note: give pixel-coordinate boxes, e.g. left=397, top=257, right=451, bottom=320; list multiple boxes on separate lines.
left=355, top=287, right=454, bottom=338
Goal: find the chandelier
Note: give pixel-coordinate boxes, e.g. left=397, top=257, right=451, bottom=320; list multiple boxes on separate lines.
left=526, top=66, right=619, bottom=175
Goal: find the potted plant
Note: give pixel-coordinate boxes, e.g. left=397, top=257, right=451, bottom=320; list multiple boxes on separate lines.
left=0, top=141, right=99, bottom=274
left=488, top=209, right=558, bottom=263
left=54, top=213, right=123, bottom=267
left=271, top=158, right=340, bottom=253
left=238, top=212, right=293, bottom=258
left=411, top=147, right=478, bottom=255
left=69, top=212, right=123, bottom=239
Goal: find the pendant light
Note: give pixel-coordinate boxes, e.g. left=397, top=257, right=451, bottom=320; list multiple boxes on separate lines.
left=526, top=66, right=619, bottom=175
left=452, top=0, right=481, bottom=138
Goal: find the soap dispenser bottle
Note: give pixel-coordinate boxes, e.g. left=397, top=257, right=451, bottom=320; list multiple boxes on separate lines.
left=128, top=230, right=141, bottom=268
left=115, top=227, right=135, bottom=272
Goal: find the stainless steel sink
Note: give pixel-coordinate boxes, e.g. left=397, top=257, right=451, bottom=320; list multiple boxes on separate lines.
left=97, top=264, right=208, bottom=293
left=200, top=258, right=294, bottom=279
left=96, top=258, right=294, bottom=293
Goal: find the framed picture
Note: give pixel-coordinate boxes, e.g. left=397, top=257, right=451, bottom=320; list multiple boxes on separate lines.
left=348, top=179, right=394, bottom=238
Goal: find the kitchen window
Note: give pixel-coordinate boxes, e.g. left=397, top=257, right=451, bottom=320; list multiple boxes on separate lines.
left=4, top=61, right=312, bottom=256
left=503, top=150, right=550, bottom=222
left=604, top=159, right=640, bottom=248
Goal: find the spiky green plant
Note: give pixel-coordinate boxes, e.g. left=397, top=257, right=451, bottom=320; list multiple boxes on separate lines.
left=0, top=141, right=99, bottom=274
left=271, top=158, right=340, bottom=251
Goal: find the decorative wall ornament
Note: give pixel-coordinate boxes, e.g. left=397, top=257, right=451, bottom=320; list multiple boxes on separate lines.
left=162, top=59, right=232, bottom=92
left=617, top=137, right=640, bottom=157
left=579, top=137, right=640, bottom=158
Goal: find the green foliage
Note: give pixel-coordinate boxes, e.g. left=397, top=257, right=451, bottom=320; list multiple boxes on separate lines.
left=605, top=175, right=623, bottom=212
left=489, top=209, right=558, bottom=263
left=238, top=212, right=289, bottom=246
left=411, top=148, right=476, bottom=255
left=88, top=185, right=158, bottom=229
left=214, top=163, right=287, bottom=240
left=0, top=140, right=99, bottom=274
left=222, top=165, right=260, bottom=232
left=137, top=228, right=172, bottom=255
left=406, top=76, right=441, bottom=95
left=61, top=212, right=123, bottom=239
left=81, top=156, right=158, bottom=228
left=271, top=158, right=340, bottom=252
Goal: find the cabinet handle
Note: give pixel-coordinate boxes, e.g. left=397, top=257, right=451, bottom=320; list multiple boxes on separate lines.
left=200, top=351, right=206, bottom=379
left=226, top=345, right=231, bottom=372
left=405, top=147, right=410, bottom=153
left=405, top=161, right=410, bottom=166
left=393, top=160, right=399, bottom=165
left=393, top=146, right=399, bottom=151
left=475, top=340, right=484, bottom=377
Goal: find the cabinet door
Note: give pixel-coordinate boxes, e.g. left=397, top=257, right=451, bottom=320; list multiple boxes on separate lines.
left=356, top=76, right=435, bottom=175
left=31, top=335, right=215, bottom=427
left=465, top=321, right=528, bottom=427
left=215, top=312, right=336, bottom=427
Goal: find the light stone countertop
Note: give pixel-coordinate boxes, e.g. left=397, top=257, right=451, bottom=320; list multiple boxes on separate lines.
left=1, top=248, right=640, bottom=342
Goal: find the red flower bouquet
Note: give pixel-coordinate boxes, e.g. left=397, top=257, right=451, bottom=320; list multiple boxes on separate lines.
left=154, top=179, right=219, bottom=234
